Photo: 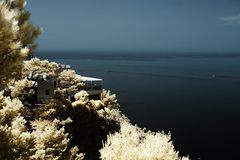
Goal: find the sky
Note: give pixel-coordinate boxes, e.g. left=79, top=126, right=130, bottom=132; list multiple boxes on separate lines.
left=27, top=0, right=240, bottom=53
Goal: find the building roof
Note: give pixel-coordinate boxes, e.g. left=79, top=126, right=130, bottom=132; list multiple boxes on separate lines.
left=81, top=76, right=103, bottom=82
left=27, top=71, right=58, bottom=82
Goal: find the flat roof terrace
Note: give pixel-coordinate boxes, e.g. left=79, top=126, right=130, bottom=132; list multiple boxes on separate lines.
left=81, top=76, right=103, bottom=82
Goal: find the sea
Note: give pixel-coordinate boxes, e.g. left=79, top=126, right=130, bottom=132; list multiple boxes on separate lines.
left=37, top=52, right=240, bottom=160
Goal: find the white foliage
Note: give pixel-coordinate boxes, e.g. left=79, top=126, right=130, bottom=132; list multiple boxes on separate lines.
left=0, top=1, right=19, bottom=34
left=0, top=95, right=24, bottom=124
left=59, top=69, right=84, bottom=93
left=31, top=119, right=70, bottom=160
left=72, top=91, right=89, bottom=107
left=10, top=78, right=33, bottom=98
left=0, top=1, right=28, bottom=89
left=100, top=121, right=188, bottom=160
left=23, top=58, right=60, bottom=78
left=97, top=89, right=129, bottom=123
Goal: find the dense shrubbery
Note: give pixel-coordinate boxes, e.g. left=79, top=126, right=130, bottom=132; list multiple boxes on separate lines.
left=22, top=58, right=60, bottom=78
left=0, top=0, right=40, bottom=90
left=59, top=69, right=85, bottom=93
left=0, top=0, right=189, bottom=159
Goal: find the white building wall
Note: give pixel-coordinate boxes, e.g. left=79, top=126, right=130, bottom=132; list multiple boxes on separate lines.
left=37, top=81, right=55, bottom=102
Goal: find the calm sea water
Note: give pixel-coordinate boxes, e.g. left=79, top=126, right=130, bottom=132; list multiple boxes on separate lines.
left=37, top=52, right=240, bottom=159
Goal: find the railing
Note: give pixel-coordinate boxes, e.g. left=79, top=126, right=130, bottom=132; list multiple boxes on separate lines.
left=82, top=84, right=102, bottom=90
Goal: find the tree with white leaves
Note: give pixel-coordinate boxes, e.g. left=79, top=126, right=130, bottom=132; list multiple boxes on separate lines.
left=0, top=0, right=40, bottom=90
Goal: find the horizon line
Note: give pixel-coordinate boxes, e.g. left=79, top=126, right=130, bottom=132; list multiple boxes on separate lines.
left=35, top=50, right=240, bottom=55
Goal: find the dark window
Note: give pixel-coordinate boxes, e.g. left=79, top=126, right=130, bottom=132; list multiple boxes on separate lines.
left=45, top=89, right=50, bottom=95
left=54, top=81, right=57, bottom=88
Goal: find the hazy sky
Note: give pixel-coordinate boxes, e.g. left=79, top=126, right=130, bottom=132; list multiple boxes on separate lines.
left=27, top=0, right=240, bottom=53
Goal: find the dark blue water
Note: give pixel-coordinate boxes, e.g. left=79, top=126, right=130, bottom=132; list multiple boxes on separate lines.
left=37, top=52, right=240, bottom=159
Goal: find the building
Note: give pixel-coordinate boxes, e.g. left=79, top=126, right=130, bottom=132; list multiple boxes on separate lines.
left=81, top=76, right=103, bottom=100
left=25, top=61, right=103, bottom=104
